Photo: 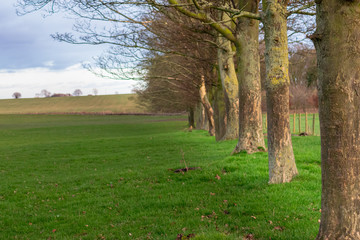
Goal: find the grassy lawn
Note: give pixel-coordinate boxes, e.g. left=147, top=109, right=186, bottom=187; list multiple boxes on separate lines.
left=0, top=115, right=321, bottom=239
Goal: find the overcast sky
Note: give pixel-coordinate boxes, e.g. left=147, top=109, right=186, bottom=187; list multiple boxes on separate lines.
left=0, top=1, right=137, bottom=99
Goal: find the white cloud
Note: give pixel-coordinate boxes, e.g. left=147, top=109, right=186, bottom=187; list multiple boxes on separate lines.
left=43, top=61, right=55, bottom=67
left=0, top=64, right=138, bottom=99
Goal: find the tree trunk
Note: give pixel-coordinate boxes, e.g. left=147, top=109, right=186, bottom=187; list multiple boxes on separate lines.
left=213, top=76, right=227, bottom=141
left=195, top=101, right=207, bottom=130
left=199, top=76, right=215, bottom=136
left=203, top=110, right=209, bottom=131
left=263, top=0, right=298, bottom=184
left=232, top=0, right=266, bottom=154
left=188, top=107, right=195, bottom=129
left=217, top=15, right=239, bottom=141
left=312, top=1, right=360, bottom=239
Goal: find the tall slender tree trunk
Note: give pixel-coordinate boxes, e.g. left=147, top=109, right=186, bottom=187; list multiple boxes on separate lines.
left=199, top=76, right=216, bottom=136
left=213, top=75, right=227, bottom=141
left=263, top=0, right=298, bottom=184
left=217, top=14, right=239, bottom=141
left=232, top=0, right=266, bottom=154
left=312, top=1, right=360, bottom=239
left=188, top=107, right=195, bottom=129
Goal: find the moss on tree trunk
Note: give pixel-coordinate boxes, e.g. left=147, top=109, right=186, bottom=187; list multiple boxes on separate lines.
left=217, top=10, right=239, bottom=141
left=213, top=75, right=227, bottom=141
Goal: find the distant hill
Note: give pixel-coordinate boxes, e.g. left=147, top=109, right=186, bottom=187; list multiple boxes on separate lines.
left=0, top=94, right=147, bottom=114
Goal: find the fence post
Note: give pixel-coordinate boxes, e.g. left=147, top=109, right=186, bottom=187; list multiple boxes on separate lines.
left=293, top=113, right=296, bottom=133
left=313, top=113, right=316, bottom=135
left=298, top=113, right=301, bottom=133
left=305, top=111, right=308, bottom=133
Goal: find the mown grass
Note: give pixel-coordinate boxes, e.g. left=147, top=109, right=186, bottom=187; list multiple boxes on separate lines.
left=0, top=94, right=144, bottom=114
left=0, top=115, right=321, bottom=239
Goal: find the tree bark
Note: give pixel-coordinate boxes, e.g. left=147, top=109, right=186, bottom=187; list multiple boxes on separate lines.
left=263, top=0, right=298, bottom=184
left=188, top=107, right=195, bottom=129
left=232, top=0, right=266, bottom=154
left=213, top=75, right=227, bottom=141
left=217, top=13, right=239, bottom=141
left=199, top=76, right=216, bottom=136
left=195, top=101, right=207, bottom=130
left=312, top=1, right=360, bottom=239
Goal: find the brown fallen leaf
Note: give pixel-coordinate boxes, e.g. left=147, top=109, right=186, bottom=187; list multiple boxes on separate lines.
left=187, top=233, right=196, bottom=239
left=176, top=233, right=196, bottom=240
left=215, top=174, right=221, bottom=180
left=245, top=233, right=254, bottom=239
left=223, top=210, right=230, bottom=215
left=274, top=226, right=284, bottom=231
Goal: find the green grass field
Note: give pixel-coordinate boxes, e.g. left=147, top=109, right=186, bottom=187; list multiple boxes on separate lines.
left=0, top=94, right=145, bottom=114
left=0, top=114, right=321, bottom=239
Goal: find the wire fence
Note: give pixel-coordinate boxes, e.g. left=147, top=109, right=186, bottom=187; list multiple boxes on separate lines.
left=263, top=112, right=320, bottom=136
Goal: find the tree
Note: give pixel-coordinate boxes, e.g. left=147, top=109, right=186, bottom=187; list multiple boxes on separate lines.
left=215, top=7, right=239, bottom=141
left=73, top=89, right=83, bottom=96
left=288, top=45, right=317, bottom=112
left=12, top=92, right=21, bottom=99
left=289, top=45, right=317, bottom=87
left=135, top=54, right=200, bottom=113
left=262, top=0, right=299, bottom=183
left=40, top=89, right=51, bottom=98
left=93, top=88, right=98, bottom=96
left=199, top=76, right=216, bottom=136
left=310, top=1, right=360, bottom=238
left=232, top=0, right=264, bottom=153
